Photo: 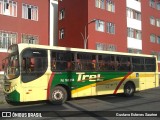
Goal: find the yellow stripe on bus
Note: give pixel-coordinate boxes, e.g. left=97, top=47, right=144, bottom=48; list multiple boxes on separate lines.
left=139, top=74, right=155, bottom=77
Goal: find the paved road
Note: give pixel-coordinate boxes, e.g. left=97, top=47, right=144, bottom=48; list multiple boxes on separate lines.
left=0, top=87, right=160, bottom=120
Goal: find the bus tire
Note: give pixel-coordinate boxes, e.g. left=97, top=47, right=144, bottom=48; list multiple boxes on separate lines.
left=124, top=82, right=135, bottom=97
left=49, top=86, right=67, bottom=105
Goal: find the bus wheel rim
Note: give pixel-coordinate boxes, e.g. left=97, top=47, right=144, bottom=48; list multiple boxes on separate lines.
left=126, top=86, right=133, bottom=94
left=52, top=90, right=63, bottom=100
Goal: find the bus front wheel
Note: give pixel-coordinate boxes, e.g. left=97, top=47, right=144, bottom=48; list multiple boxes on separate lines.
left=124, top=82, right=135, bottom=97
left=49, top=86, right=68, bottom=105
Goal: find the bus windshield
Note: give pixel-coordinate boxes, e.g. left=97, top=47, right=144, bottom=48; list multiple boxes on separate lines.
left=3, top=54, right=19, bottom=80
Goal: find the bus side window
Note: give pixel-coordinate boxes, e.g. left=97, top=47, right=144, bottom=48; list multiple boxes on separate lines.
left=51, top=52, right=56, bottom=71
left=65, top=52, right=74, bottom=70
left=107, top=55, right=115, bottom=71
left=30, top=58, right=35, bottom=72
left=145, top=58, right=156, bottom=72
left=57, top=53, right=67, bottom=70
left=92, top=59, right=96, bottom=70
left=76, top=53, right=96, bottom=71
left=132, top=57, right=145, bottom=72
left=22, top=58, right=28, bottom=72
left=76, top=59, right=81, bottom=70
left=22, top=58, right=26, bottom=72
left=52, top=58, right=56, bottom=70
left=126, top=60, right=131, bottom=71
left=116, top=56, right=130, bottom=71
left=51, top=51, right=74, bottom=71
left=114, top=60, right=119, bottom=71
left=22, top=57, right=35, bottom=72
left=98, top=55, right=106, bottom=71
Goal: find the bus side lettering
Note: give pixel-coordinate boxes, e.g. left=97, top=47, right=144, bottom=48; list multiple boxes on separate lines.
left=76, top=72, right=102, bottom=82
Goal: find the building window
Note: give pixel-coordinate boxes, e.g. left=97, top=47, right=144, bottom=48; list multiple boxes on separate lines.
left=95, top=0, right=105, bottom=9
left=150, top=34, right=156, bottom=43
left=96, top=42, right=105, bottom=50
left=107, top=44, right=116, bottom=51
left=156, top=19, right=160, bottom=27
left=157, top=36, right=160, bottom=44
left=127, top=8, right=141, bottom=21
left=107, top=22, right=115, bottom=34
left=135, top=30, right=141, bottom=40
left=59, top=28, right=64, bottom=39
left=150, top=16, right=155, bottom=25
left=106, top=0, right=115, bottom=12
left=0, top=0, right=17, bottom=17
left=96, top=42, right=117, bottom=51
left=22, top=3, right=38, bottom=21
left=0, top=31, right=17, bottom=49
left=22, top=34, right=39, bottom=44
left=157, top=1, right=160, bottom=10
left=95, top=20, right=105, bottom=32
left=127, top=8, right=133, bottom=19
left=127, top=28, right=141, bottom=40
left=149, top=0, right=155, bottom=8
left=127, top=28, right=134, bottom=38
left=59, top=9, right=65, bottom=20
left=128, top=48, right=142, bottom=54
left=135, top=11, right=141, bottom=20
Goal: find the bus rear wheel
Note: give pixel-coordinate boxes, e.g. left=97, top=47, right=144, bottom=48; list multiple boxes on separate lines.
left=49, top=86, right=67, bottom=105
left=124, top=82, right=135, bottom=97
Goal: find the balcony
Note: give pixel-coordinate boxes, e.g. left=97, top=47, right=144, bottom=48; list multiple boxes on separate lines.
left=127, top=37, right=142, bottom=50
left=126, top=0, right=141, bottom=12
left=127, top=17, right=142, bottom=30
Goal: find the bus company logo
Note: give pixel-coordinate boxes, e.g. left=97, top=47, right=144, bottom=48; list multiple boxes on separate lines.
left=76, top=72, right=103, bottom=82
left=2, top=112, right=11, bottom=117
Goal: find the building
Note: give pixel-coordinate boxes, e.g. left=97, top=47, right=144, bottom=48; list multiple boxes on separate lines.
left=0, top=0, right=160, bottom=75
left=58, top=0, right=160, bottom=72
left=0, top=0, right=59, bottom=77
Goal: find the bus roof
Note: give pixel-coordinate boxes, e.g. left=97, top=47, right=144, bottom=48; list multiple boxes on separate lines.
left=16, top=43, right=155, bottom=58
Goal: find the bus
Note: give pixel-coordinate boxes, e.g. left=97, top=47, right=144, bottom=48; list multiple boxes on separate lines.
left=2, top=43, right=159, bottom=104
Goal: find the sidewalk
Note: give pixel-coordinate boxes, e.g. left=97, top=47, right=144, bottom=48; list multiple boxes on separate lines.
left=0, top=81, right=5, bottom=104
left=0, top=90, right=5, bottom=104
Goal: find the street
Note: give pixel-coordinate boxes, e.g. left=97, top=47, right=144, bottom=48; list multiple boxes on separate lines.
left=0, top=87, right=160, bottom=120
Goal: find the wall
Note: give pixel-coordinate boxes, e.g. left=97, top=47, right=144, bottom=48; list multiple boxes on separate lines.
left=88, top=0, right=127, bottom=52
left=141, top=0, right=160, bottom=54
left=58, top=0, right=88, bottom=48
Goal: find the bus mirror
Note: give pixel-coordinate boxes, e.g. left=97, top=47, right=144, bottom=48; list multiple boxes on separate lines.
left=13, top=60, right=18, bottom=67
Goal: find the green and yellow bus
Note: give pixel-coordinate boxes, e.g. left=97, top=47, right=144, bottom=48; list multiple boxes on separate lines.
left=2, top=43, right=159, bottom=104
